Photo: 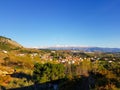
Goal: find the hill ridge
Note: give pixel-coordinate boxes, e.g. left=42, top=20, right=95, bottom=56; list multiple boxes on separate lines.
left=0, top=36, right=23, bottom=50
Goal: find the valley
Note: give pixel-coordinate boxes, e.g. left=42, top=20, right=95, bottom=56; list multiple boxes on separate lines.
left=0, top=36, right=120, bottom=90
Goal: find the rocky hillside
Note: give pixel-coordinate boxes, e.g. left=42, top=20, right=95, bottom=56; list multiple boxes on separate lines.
left=0, top=36, right=23, bottom=50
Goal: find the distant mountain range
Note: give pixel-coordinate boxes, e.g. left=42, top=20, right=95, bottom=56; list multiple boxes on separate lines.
left=1, top=36, right=120, bottom=52
left=39, top=46, right=120, bottom=52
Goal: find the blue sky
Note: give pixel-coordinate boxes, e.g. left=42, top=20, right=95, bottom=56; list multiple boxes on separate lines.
left=0, top=0, right=120, bottom=48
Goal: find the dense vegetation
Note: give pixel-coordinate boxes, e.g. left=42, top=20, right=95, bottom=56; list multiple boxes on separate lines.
left=33, top=63, right=65, bottom=83
left=31, top=60, right=120, bottom=90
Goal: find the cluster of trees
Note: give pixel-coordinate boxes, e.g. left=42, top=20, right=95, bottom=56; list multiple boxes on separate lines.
left=33, top=60, right=120, bottom=90
left=91, top=60, right=120, bottom=89
left=32, top=60, right=92, bottom=90
left=33, top=63, right=65, bottom=83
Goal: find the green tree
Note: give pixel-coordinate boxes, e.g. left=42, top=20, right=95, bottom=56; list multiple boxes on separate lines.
left=33, top=63, right=65, bottom=84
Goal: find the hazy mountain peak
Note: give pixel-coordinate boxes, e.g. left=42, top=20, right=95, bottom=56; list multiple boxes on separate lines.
left=39, top=45, right=120, bottom=52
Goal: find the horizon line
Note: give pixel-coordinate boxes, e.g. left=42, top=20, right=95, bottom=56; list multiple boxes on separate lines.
left=26, top=45, right=120, bottom=49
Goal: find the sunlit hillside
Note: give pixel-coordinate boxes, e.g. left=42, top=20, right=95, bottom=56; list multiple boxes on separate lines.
left=0, top=36, right=120, bottom=90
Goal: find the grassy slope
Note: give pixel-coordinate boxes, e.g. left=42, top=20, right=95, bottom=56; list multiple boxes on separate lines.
left=0, top=36, right=22, bottom=51
left=0, top=36, right=43, bottom=88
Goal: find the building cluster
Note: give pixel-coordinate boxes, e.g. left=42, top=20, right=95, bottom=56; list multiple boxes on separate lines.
left=1, top=50, right=119, bottom=65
